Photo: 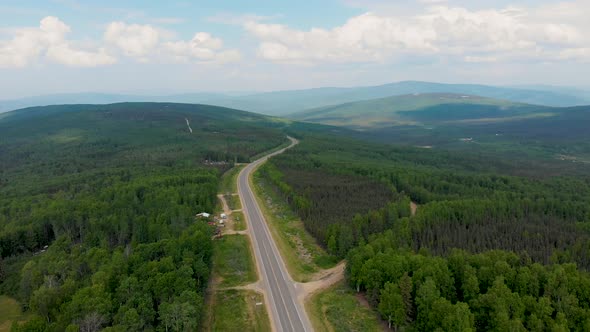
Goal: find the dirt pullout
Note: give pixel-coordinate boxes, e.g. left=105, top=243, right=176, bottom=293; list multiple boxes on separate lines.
left=300, top=261, right=346, bottom=298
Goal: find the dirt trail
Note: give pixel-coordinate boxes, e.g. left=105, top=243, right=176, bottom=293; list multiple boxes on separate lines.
left=223, top=230, right=248, bottom=236
left=355, top=292, right=390, bottom=331
left=410, top=201, right=418, bottom=216
left=218, top=281, right=265, bottom=293
left=217, top=194, right=244, bottom=233
left=185, top=118, right=193, bottom=133
left=218, top=194, right=231, bottom=215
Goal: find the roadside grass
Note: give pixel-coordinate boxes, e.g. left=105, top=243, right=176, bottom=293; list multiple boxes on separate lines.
left=219, top=164, right=245, bottom=194
left=232, top=211, right=246, bottom=231
left=0, top=296, right=31, bottom=332
left=224, top=193, right=242, bottom=211
left=207, top=289, right=270, bottom=332
left=251, top=169, right=337, bottom=282
left=307, top=281, right=384, bottom=332
left=212, top=235, right=257, bottom=287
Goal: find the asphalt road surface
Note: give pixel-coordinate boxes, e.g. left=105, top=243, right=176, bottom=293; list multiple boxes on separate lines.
left=237, top=137, right=312, bottom=332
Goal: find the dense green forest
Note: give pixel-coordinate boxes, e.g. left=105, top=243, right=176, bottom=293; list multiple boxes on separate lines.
left=259, top=132, right=590, bottom=330
left=0, top=103, right=288, bottom=331
left=289, top=91, right=590, bottom=171
left=3, top=100, right=590, bottom=330
left=361, top=106, right=590, bottom=167
left=348, top=246, right=590, bottom=331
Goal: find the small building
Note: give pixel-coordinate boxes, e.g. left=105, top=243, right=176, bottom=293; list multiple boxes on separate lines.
left=196, top=212, right=211, bottom=218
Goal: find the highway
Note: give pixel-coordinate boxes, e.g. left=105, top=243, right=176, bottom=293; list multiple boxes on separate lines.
left=237, top=137, right=312, bottom=332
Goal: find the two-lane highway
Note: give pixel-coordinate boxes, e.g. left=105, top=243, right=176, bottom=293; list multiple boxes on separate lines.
left=237, top=137, right=312, bottom=332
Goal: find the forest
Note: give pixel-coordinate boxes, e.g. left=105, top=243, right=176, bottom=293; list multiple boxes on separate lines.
left=348, top=245, right=590, bottom=331
left=259, top=132, right=590, bottom=330
left=3, top=100, right=590, bottom=330
left=0, top=103, right=288, bottom=331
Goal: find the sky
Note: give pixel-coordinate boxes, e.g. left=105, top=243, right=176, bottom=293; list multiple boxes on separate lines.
left=0, top=0, right=589, bottom=99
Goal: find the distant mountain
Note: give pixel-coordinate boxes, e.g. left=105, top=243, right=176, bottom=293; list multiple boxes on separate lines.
left=289, top=93, right=557, bottom=128
left=2, top=81, right=590, bottom=115
left=506, top=85, right=590, bottom=102
left=207, top=81, right=590, bottom=115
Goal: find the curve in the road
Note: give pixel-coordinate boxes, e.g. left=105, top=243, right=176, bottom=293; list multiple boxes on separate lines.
left=237, top=137, right=313, bottom=332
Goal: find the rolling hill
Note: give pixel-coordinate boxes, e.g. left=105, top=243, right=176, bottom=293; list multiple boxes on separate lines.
left=2, top=81, right=589, bottom=115
left=0, top=102, right=299, bottom=330
left=289, top=93, right=555, bottom=128
left=0, top=102, right=293, bottom=184
left=0, top=92, right=231, bottom=114
left=288, top=92, right=590, bottom=165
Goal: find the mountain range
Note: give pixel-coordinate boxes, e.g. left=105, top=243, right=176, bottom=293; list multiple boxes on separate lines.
left=2, top=81, right=590, bottom=115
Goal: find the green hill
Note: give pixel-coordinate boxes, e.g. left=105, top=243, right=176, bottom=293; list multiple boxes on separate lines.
left=0, top=103, right=296, bottom=180
left=289, top=93, right=590, bottom=165
left=290, top=93, right=554, bottom=128
left=0, top=102, right=295, bottom=331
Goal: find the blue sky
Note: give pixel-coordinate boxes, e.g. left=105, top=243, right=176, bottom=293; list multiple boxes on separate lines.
left=1, top=0, right=589, bottom=98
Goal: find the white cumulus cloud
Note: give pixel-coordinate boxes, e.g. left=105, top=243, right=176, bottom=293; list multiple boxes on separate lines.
left=245, top=14, right=436, bottom=64
left=162, top=32, right=240, bottom=64
left=46, top=44, right=115, bottom=67
left=104, top=22, right=160, bottom=58
left=0, top=16, right=116, bottom=68
left=0, top=17, right=240, bottom=68
left=244, top=2, right=590, bottom=65
left=103, top=22, right=240, bottom=64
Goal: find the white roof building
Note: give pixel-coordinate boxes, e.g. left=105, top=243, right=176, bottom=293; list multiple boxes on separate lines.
left=196, top=212, right=211, bottom=218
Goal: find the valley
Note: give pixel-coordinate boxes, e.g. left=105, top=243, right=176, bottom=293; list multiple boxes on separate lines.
left=3, top=2, right=590, bottom=331
left=1, top=88, right=589, bottom=332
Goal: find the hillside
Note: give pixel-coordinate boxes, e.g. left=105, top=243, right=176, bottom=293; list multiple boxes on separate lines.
left=0, top=92, right=234, bottom=114
left=288, top=93, right=590, bottom=168
left=2, top=81, right=589, bottom=115
left=0, top=102, right=293, bottom=330
left=290, top=93, right=554, bottom=128
left=259, top=130, right=590, bottom=331
left=353, top=106, right=590, bottom=174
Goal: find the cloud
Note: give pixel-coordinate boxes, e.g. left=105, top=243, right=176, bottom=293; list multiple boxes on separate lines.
left=162, top=32, right=241, bottom=64
left=0, top=16, right=116, bottom=68
left=244, top=2, right=590, bottom=65
left=245, top=14, right=436, bottom=64
left=104, top=22, right=160, bottom=57
left=559, top=48, right=590, bottom=62
left=0, top=16, right=238, bottom=68
left=46, top=44, right=115, bottom=67
left=464, top=56, right=498, bottom=63
left=103, top=22, right=239, bottom=64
